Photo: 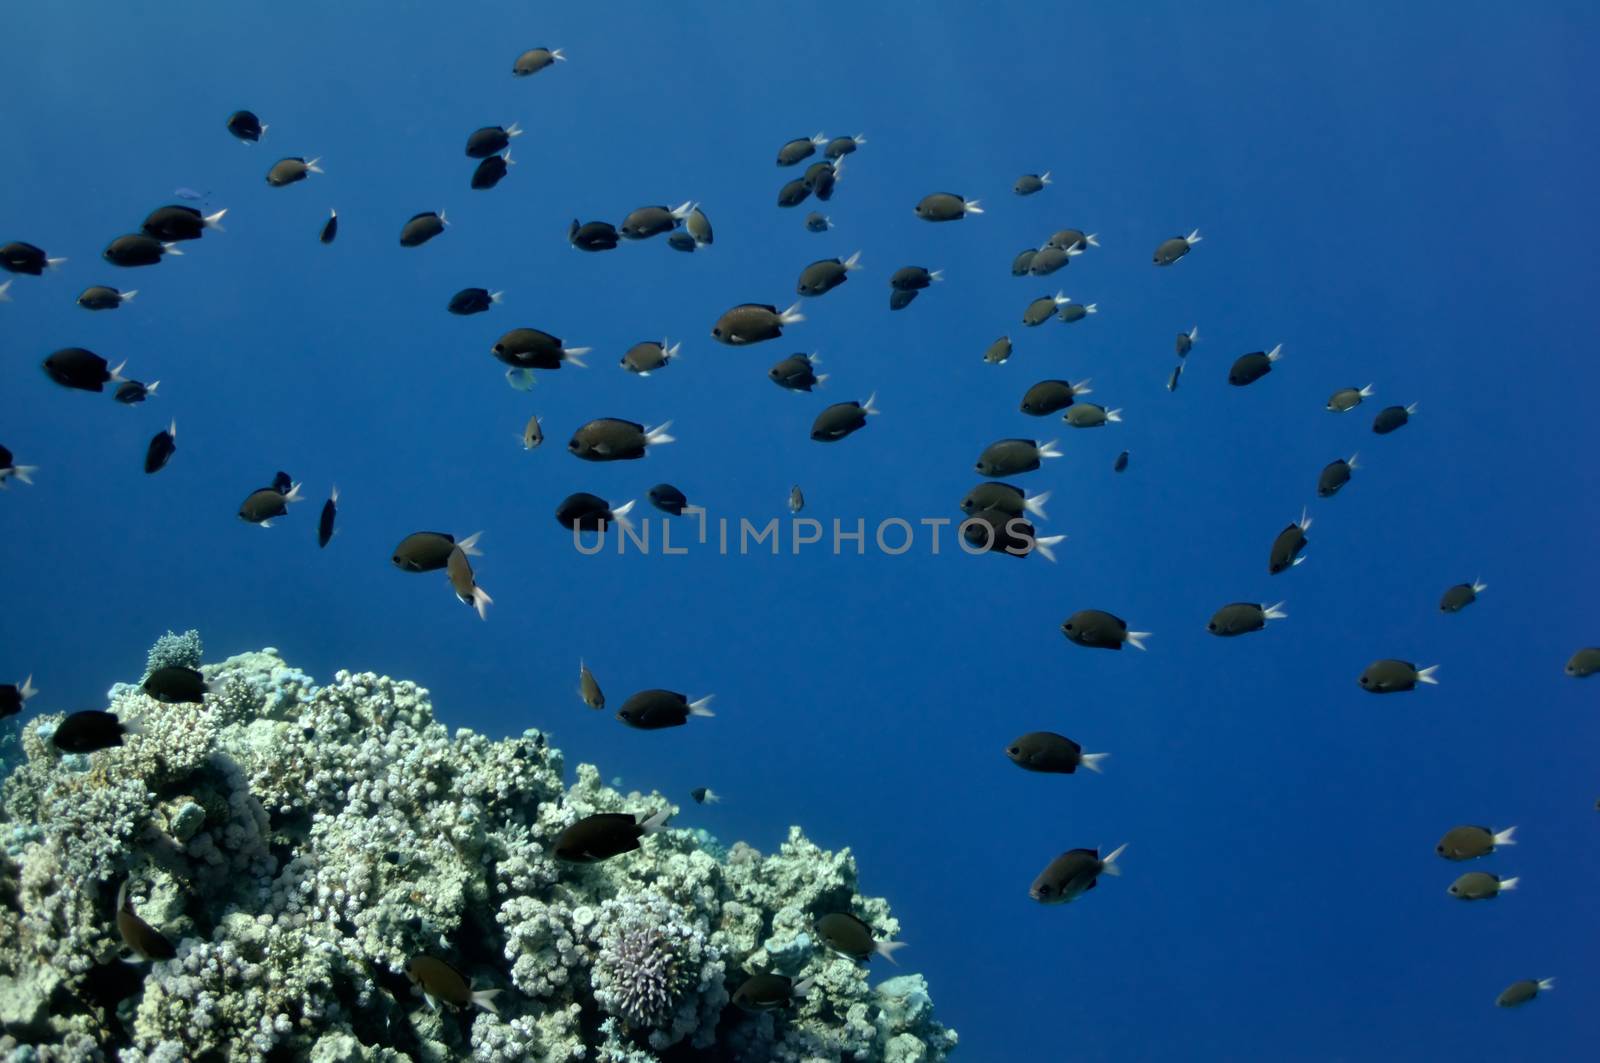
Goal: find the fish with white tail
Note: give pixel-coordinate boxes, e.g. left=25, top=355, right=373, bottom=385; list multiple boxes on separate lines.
left=568, top=418, right=675, bottom=461
left=1031, top=844, right=1126, bottom=903
left=615, top=690, right=715, bottom=730
left=1358, top=659, right=1439, bottom=693
left=1439, top=579, right=1488, bottom=613
left=810, top=393, right=878, bottom=442
left=1436, top=825, right=1516, bottom=861
left=1005, top=732, right=1107, bottom=775
left=1208, top=601, right=1287, bottom=636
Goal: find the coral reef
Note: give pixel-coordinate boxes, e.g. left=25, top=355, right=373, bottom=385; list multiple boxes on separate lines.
left=0, top=638, right=955, bottom=1061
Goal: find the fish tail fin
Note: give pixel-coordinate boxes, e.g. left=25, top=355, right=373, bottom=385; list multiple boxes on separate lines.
left=1186, top=228, right=1202, bottom=243
left=204, top=208, right=228, bottom=231
left=18, top=674, right=37, bottom=700
left=1084, top=303, right=1098, bottom=314
left=1065, top=244, right=1085, bottom=257
left=1034, top=534, right=1066, bottom=563
left=664, top=341, right=681, bottom=359
left=306, top=157, right=323, bottom=174
left=1266, top=343, right=1283, bottom=362
left=1473, top=578, right=1488, bottom=594
left=563, top=346, right=590, bottom=367
left=109, top=360, right=128, bottom=382
left=1299, top=507, right=1313, bottom=532
left=120, top=716, right=145, bottom=737
left=1187, top=325, right=1199, bottom=341
left=778, top=302, right=806, bottom=325
left=1054, top=290, right=1068, bottom=304
left=1073, top=378, right=1093, bottom=395
left=843, top=250, right=862, bottom=270
left=1084, top=233, right=1100, bottom=247
left=1538, top=978, right=1555, bottom=991
left=1346, top=452, right=1359, bottom=469
left=814, top=373, right=830, bottom=387
left=1493, top=826, right=1517, bottom=847
left=1080, top=752, right=1108, bottom=774
left=1037, top=439, right=1062, bottom=459
left=506, top=121, right=523, bottom=137
left=640, top=807, right=672, bottom=832
left=11, top=465, right=36, bottom=485
left=1359, top=383, right=1374, bottom=397
left=259, top=123, right=269, bottom=136
left=470, top=584, right=493, bottom=620
left=1405, top=401, right=1419, bottom=414
left=611, top=499, right=636, bottom=534
left=821, top=215, right=834, bottom=229
left=1415, top=665, right=1440, bottom=685
left=0, top=279, right=10, bottom=301
left=471, top=988, right=502, bottom=1015
left=792, top=976, right=815, bottom=999
left=162, top=243, right=184, bottom=256
left=551, top=48, right=566, bottom=60
left=876, top=940, right=908, bottom=964
left=167, top=419, right=176, bottom=438
left=928, top=269, right=944, bottom=282
left=1125, top=631, right=1150, bottom=651
left=437, top=209, right=447, bottom=226
left=1262, top=601, right=1288, bottom=621
left=1498, top=876, right=1518, bottom=892
left=457, top=531, right=484, bottom=557
left=329, top=484, right=339, bottom=503
left=117, top=878, right=131, bottom=912
left=964, top=198, right=983, bottom=214
left=1101, top=843, right=1128, bottom=874
left=670, top=200, right=695, bottom=219
left=502, top=148, right=514, bottom=166
left=120, top=289, right=139, bottom=303
left=810, top=132, right=828, bottom=145
left=489, top=290, right=504, bottom=303
left=283, top=482, right=304, bottom=504
left=688, top=695, right=716, bottom=717
left=1105, top=408, right=1122, bottom=423
left=645, top=421, right=675, bottom=447
left=1024, top=490, right=1051, bottom=520
left=45, top=257, right=67, bottom=271
left=861, top=391, right=879, bottom=416
left=853, top=134, right=867, bottom=145
left=1039, top=170, right=1052, bottom=185
left=143, top=380, right=160, bottom=397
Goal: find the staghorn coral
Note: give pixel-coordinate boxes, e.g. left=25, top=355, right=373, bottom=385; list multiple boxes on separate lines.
left=143, top=630, right=204, bottom=677
left=0, top=637, right=954, bottom=1061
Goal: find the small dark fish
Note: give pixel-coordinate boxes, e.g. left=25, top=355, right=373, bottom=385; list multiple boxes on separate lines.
left=959, top=482, right=1050, bottom=521
left=1030, top=845, right=1125, bottom=903
left=961, top=508, right=1064, bottom=562
left=114, top=380, right=158, bottom=404
left=1063, top=403, right=1120, bottom=429
left=1268, top=509, right=1313, bottom=574
left=1013, top=171, right=1051, bottom=196
left=889, top=266, right=942, bottom=291
left=1, top=242, right=65, bottom=276
left=732, top=974, right=812, bottom=1013
left=554, top=809, right=671, bottom=861
left=143, top=665, right=209, bottom=704
left=776, top=177, right=811, bottom=208
left=1011, top=249, right=1038, bottom=276
left=666, top=231, right=697, bottom=252
left=43, top=348, right=125, bottom=392
left=1436, top=825, right=1516, bottom=861
left=1114, top=450, right=1129, bottom=473
left=810, top=394, right=878, bottom=442
left=239, top=482, right=303, bottom=526
left=271, top=471, right=293, bottom=495
left=318, top=486, right=338, bottom=548
left=1027, top=244, right=1075, bottom=276
left=579, top=660, right=604, bottom=709
left=797, top=252, right=862, bottom=296
left=812, top=161, right=842, bottom=202
left=769, top=353, right=828, bottom=392
left=823, top=134, right=866, bottom=160
left=265, top=157, right=322, bottom=187
left=465, top=123, right=522, bottom=158
left=1207, top=601, right=1287, bottom=636
left=914, top=192, right=983, bottom=221
left=569, top=219, right=619, bottom=252
left=776, top=133, right=827, bottom=166
left=648, top=483, right=688, bottom=515
left=53, top=709, right=137, bottom=753
left=1056, top=300, right=1097, bottom=324
left=1448, top=871, right=1516, bottom=900
left=1229, top=345, right=1283, bottom=386
left=1005, top=732, right=1106, bottom=775
left=392, top=531, right=482, bottom=572
left=975, top=438, right=1061, bottom=477
left=449, top=288, right=503, bottom=316
left=144, top=420, right=176, bottom=474
left=789, top=485, right=804, bottom=513
left=471, top=150, right=514, bottom=189
left=1496, top=979, right=1554, bottom=1008
left=1372, top=402, right=1417, bottom=435
left=555, top=494, right=634, bottom=533
left=616, top=689, right=715, bottom=730
left=711, top=302, right=805, bottom=345
left=1153, top=229, right=1202, bottom=265
left=0, top=675, right=37, bottom=718
left=142, top=205, right=227, bottom=242
left=983, top=336, right=1012, bottom=365
left=568, top=418, right=675, bottom=461
left=320, top=210, right=338, bottom=244
left=1358, top=659, right=1439, bottom=693
left=104, top=234, right=182, bottom=268
left=522, top=415, right=543, bottom=450
left=78, top=285, right=138, bottom=310
left=1023, top=292, right=1069, bottom=326
left=447, top=545, right=492, bottom=620
left=399, top=211, right=447, bottom=247
left=226, top=110, right=266, bottom=142
left=512, top=47, right=565, bottom=76
left=1048, top=230, right=1098, bottom=252
left=1438, top=580, right=1488, bottom=613
left=620, top=202, right=693, bottom=240
left=815, top=912, right=905, bottom=963
left=1564, top=648, right=1600, bottom=677
left=405, top=955, right=501, bottom=1014
left=1327, top=384, right=1373, bottom=412
left=1175, top=326, right=1198, bottom=357
left=684, top=206, right=713, bottom=246
left=116, top=881, right=175, bottom=962
left=1317, top=454, right=1358, bottom=497
left=690, top=786, right=721, bottom=804
left=494, top=328, right=590, bottom=388
left=804, top=212, right=832, bottom=232
left=1167, top=364, right=1183, bottom=392
left=1061, top=610, right=1148, bottom=651
left=888, top=288, right=919, bottom=311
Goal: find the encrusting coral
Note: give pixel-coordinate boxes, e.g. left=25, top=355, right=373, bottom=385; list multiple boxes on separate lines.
left=0, top=637, right=956, bottom=1061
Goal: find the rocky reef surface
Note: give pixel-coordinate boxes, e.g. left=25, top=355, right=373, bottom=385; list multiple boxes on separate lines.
left=0, top=634, right=956, bottom=1061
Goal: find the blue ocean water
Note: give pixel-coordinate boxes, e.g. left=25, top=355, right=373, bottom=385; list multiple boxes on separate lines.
left=2, top=1, right=1596, bottom=1058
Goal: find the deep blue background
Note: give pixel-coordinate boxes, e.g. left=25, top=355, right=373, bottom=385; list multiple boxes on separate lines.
left=2, top=2, right=1596, bottom=1058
